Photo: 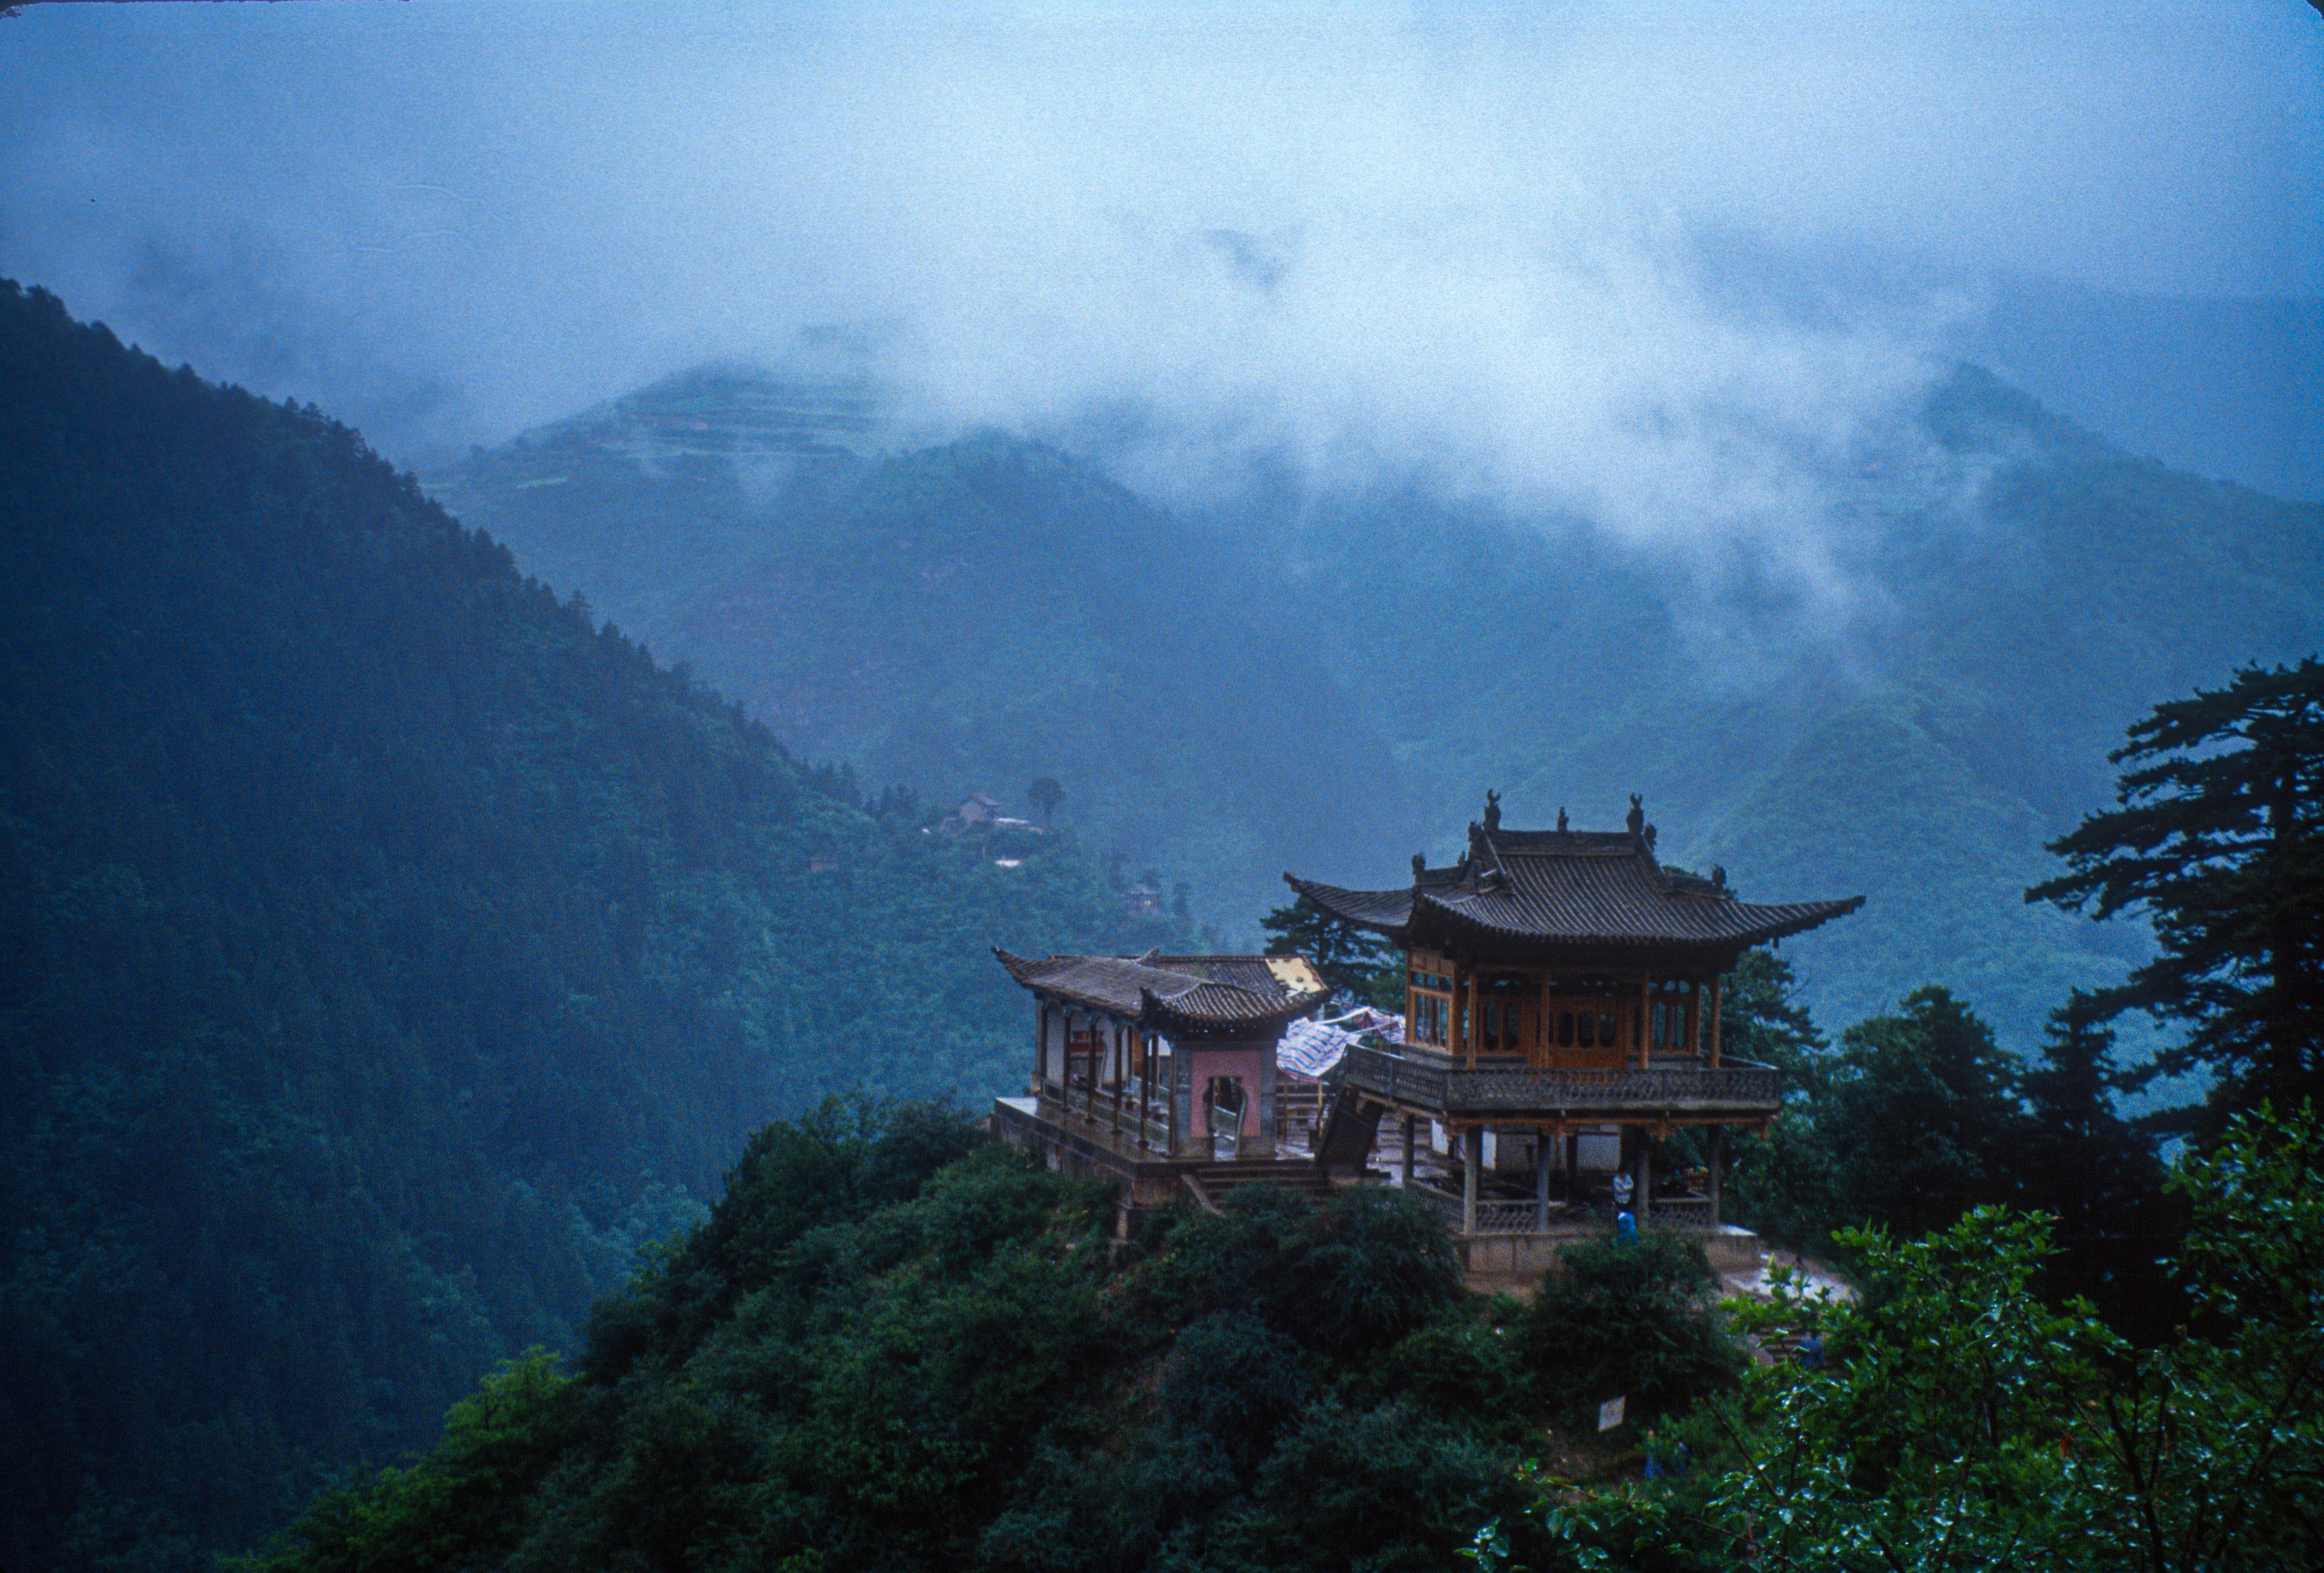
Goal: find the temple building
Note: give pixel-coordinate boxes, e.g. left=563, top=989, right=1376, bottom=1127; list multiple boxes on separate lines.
left=987, top=793, right=1860, bottom=1275
left=1284, top=791, right=1862, bottom=1271
left=990, top=949, right=1330, bottom=1210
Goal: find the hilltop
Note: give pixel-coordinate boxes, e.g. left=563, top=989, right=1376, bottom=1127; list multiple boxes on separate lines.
left=0, top=284, right=1187, bottom=1571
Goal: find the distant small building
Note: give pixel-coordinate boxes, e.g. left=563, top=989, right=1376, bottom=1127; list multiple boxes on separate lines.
left=935, top=792, right=1045, bottom=838
left=1121, top=880, right=1164, bottom=917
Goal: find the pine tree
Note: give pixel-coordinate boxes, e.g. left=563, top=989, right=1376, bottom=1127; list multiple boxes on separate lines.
left=2028, top=658, right=2324, bottom=1125
left=2017, top=990, right=2179, bottom=1339
left=1258, top=894, right=1401, bottom=1008
left=1822, top=987, right=2026, bottom=1239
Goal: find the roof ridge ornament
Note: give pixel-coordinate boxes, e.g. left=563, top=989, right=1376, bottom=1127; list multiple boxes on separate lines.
left=1557, top=805, right=1569, bottom=833
left=1625, top=792, right=1645, bottom=837
left=1411, top=852, right=1426, bottom=884
left=1482, top=788, right=1501, bottom=834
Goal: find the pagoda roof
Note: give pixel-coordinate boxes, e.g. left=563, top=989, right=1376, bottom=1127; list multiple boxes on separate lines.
left=993, top=948, right=1327, bottom=1034
left=1285, top=802, right=1862, bottom=957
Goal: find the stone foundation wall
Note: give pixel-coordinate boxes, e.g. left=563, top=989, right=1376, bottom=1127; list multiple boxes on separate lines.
left=1455, top=1223, right=1763, bottom=1279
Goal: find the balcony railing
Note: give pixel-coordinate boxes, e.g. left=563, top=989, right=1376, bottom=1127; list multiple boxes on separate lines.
left=1405, top=1185, right=1548, bottom=1235
left=1043, top=1079, right=1176, bottom=1153
left=1342, top=1043, right=1781, bottom=1115
left=1406, top=1181, right=1716, bottom=1236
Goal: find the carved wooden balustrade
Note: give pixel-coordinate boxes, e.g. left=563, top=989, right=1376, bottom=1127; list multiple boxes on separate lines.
left=1043, top=1078, right=1175, bottom=1153
left=1340, top=1043, right=1781, bottom=1117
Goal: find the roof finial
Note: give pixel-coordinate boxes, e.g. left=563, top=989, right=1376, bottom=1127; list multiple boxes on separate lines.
left=1411, top=852, right=1426, bottom=883
left=1626, top=792, right=1645, bottom=837
left=1556, top=805, right=1569, bottom=833
left=1644, top=823, right=1658, bottom=851
left=1711, top=865, right=1727, bottom=891
left=1482, top=788, right=1501, bottom=834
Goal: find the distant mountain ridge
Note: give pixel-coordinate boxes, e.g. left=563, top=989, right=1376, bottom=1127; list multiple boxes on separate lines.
left=428, top=358, right=2324, bottom=1063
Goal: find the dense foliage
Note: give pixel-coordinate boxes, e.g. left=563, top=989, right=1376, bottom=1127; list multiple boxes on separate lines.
left=1713, top=958, right=2177, bottom=1340
left=0, top=282, right=1190, bottom=1572
left=1512, top=1231, right=1741, bottom=1430
left=244, top=1099, right=2324, bottom=1573
left=1260, top=893, right=1403, bottom=1009
left=1725, top=662, right=2324, bottom=1329
left=241, top=1100, right=1620, bottom=1573
left=1477, top=1109, right=2324, bottom=1573
left=2029, top=656, right=2324, bottom=1126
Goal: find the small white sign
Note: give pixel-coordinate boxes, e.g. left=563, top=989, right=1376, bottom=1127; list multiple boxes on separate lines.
left=1597, top=1396, right=1626, bottom=1432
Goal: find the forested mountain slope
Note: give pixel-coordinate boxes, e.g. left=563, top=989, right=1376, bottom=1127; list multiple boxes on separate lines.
left=434, top=363, right=2324, bottom=1053
left=0, top=282, right=1182, bottom=1572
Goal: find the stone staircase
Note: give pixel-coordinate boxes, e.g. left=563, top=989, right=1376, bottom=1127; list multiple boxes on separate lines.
left=1182, top=1158, right=1338, bottom=1212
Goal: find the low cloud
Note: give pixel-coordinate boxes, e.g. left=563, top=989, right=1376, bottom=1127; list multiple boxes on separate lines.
left=3, top=1, right=2314, bottom=605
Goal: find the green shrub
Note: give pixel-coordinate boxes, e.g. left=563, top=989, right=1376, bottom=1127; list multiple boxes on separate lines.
left=1353, top=1311, right=1529, bottom=1442
left=1152, top=1183, right=1463, bottom=1360
left=1516, top=1228, right=1741, bottom=1427
left=1161, top=1313, right=1314, bottom=1473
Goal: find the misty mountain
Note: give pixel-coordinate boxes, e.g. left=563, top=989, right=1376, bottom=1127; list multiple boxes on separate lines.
left=0, top=283, right=1185, bottom=1572
left=431, top=361, right=2324, bottom=1060
left=1961, top=279, right=2322, bottom=502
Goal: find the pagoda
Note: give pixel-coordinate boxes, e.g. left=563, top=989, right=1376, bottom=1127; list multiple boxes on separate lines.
left=1284, top=791, right=1862, bottom=1263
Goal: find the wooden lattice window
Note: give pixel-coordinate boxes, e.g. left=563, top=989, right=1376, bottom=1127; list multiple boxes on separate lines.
left=1408, top=959, right=1453, bottom=1048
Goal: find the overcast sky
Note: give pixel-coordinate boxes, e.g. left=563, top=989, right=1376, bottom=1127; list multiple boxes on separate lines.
left=3, top=1, right=2317, bottom=557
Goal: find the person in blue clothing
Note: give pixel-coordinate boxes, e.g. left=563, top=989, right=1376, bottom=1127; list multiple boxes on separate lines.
left=1642, top=1429, right=1690, bottom=1481
left=1796, top=1329, right=1824, bottom=1369
left=1615, top=1209, right=1638, bottom=1243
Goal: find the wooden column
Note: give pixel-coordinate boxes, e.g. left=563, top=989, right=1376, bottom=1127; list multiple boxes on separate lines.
left=1686, top=981, right=1702, bottom=1057
left=1462, top=1126, right=1481, bottom=1236
left=1459, top=969, right=1477, bottom=1068
left=1708, top=977, right=1723, bottom=1068
left=1635, top=975, right=1652, bottom=1069
left=1401, top=1115, right=1416, bottom=1185
left=1636, top=1135, right=1653, bottom=1223
left=1167, top=1035, right=1182, bottom=1155
left=1708, top=1124, right=1724, bottom=1228
left=1532, top=1127, right=1552, bottom=1231
left=1111, top=1024, right=1125, bottom=1132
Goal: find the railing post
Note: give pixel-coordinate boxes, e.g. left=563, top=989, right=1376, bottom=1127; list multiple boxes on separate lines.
left=1462, top=1127, right=1481, bottom=1237
left=1708, top=1124, right=1723, bottom=1229
left=1532, top=1128, right=1550, bottom=1231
